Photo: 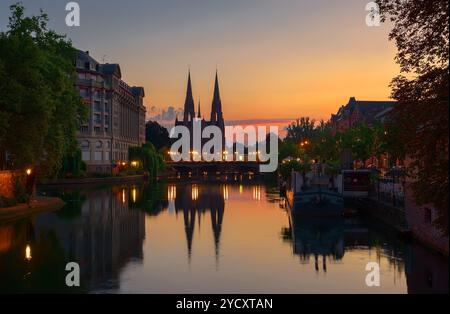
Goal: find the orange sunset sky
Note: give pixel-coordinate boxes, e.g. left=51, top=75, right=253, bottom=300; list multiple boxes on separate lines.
left=0, top=0, right=400, bottom=124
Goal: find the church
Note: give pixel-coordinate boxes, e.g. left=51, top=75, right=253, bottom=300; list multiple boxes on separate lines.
left=174, top=71, right=226, bottom=157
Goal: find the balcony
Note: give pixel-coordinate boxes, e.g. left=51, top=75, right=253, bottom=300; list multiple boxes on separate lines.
left=77, top=78, right=104, bottom=89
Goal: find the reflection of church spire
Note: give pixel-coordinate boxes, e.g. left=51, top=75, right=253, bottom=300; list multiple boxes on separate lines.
left=183, top=208, right=196, bottom=262
left=210, top=206, right=224, bottom=266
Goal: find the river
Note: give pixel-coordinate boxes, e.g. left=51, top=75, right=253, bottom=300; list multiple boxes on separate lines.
left=0, top=181, right=447, bottom=293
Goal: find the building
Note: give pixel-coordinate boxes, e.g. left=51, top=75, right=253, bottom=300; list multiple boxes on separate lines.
left=75, top=51, right=146, bottom=173
left=330, top=97, right=397, bottom=135
left=174, top=71, right=225, bottom=157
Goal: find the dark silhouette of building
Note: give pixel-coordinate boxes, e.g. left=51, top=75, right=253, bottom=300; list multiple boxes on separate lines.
left=175, top=71, right=225, bottom=156
left=330, top=97, right=396, bottom=135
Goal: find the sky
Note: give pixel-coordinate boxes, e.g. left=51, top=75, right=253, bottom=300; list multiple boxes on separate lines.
left=0, top=0, right=400, bottom=126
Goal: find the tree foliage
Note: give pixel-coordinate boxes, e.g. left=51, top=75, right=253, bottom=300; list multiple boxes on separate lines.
left=129, top=143, right=165, bottom=178
left=377, top=0, right=449, bottom=234
left=285, top=117, right=316, bottom=144
left=0, top=4, right=86, bottom=176
left=145, top=120, right=171, bottom=151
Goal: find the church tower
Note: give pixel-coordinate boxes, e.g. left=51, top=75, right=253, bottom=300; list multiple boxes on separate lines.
left=210, top=71, right=225, bottom=131
left=183, top=70, right=196, bottom=122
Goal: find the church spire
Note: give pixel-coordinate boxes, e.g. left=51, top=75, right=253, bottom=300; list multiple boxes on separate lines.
left=197, top=99, right=202, bottom=118
left=183, top=70, right=196, bottom=122
left=210, top=70, right=224, bottom=124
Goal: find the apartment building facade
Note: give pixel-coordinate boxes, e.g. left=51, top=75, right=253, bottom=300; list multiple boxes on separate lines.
left=75, top=50, right=146, bottom=173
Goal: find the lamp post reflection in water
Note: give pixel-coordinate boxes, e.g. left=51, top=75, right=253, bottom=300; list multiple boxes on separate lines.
left=25, top=244, right=32, bottom=261
left=122, top=189, right=126, bottom=204
left=132, top=188, right=137, bottom=203
left=191, top=184, right=199, bottom=201
left=222, top=185, right=229, bottom=200
left=253, top=186, right=261, bottom=201
left=168, top=185, right=177, bottom=201
left=168, top=185, right=177, bottom=213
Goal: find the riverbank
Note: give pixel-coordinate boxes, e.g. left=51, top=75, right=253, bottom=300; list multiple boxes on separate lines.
left=0, top=196, right=65, bottom=223
left=352, top=197, right=410, bottom=235
left=38, top=175, right=146, bottom=187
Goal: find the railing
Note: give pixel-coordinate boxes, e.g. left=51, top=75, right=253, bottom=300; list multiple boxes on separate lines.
left=77, top=78, right=104, bottom=89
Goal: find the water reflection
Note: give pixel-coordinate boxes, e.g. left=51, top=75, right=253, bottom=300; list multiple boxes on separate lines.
left=173, top=184, right=225, bottom=262
left=0, top=182, right=448, bottom=293
left=283, top=217, right=345, bottom=272
left=0, top=188, right=145, bottom=293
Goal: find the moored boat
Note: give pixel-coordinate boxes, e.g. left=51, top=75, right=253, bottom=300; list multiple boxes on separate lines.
left=286, top=165, right=344, bottom=217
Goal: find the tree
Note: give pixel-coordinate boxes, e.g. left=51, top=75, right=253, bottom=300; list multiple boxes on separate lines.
left=129, top=143, right=165, bottom=178
left=279, top=141, right=302, bottom=161
left=0, top=4, right=86, bottom=177
left=378, top=0, right=449, bottom=234
left=335, top=124, right=374, bottom=168
left=371, top=122, right=405, bottom=164
left=309, top=121, right=339, bottom=163
left=285, top=117, right=316, bottom=144
left=145, top=120, right=171, bottom=151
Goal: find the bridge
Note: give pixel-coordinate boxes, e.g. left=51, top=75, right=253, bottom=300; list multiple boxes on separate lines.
left=166, top=160, right=264, bottom=174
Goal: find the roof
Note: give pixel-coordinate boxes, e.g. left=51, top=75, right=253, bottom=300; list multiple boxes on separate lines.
left=333, top=97, right=397, bottom=121
left=76, top=50, right=99, bottom=68
left=100, top=63, right=122, bottom=78
left=131, top=86, right=145, bottom=97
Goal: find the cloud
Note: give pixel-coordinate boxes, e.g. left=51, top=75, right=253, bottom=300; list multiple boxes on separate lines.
left=148, top=105, right=183, bottom=122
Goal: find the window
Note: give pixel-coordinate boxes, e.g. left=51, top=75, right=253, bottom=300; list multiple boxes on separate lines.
left=79, top=89, right=89, bottom=97
left=95, top=141, right=102, bottom=149
left=82, top=151, right=90, bottom=161
left=94, top=101, right=101, bottom=111
left=424, top=208, right=432, bottom=224
left=104, top=152, right=110, bottom=161
left=78, top=73, right=86, bottom=80
left=94, top=151, right=102, bottom=161
left=81, top=140, right=90, bottom=150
